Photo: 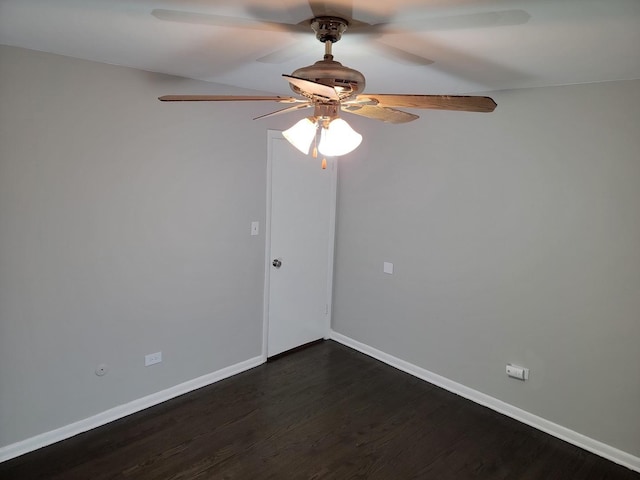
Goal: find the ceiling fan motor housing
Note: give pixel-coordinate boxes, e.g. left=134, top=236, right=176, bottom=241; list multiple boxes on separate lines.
left=290, top=58, right=366, bottom=98
left=288, top=16, right=366, bottom=99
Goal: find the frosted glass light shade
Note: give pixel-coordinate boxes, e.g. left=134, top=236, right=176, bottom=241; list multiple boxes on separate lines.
left=283, top=118, right=317, bottom=154
left=318, top=118, right=362, bottom=156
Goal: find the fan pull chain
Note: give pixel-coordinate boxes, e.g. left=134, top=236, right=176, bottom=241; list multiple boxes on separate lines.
left=312, top=127, right=319, bottom=159
left=321, top=158, right=327, bottom=169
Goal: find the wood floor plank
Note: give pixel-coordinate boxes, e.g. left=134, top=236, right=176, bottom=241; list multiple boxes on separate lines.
left=0, top=341, right=637, bottom=479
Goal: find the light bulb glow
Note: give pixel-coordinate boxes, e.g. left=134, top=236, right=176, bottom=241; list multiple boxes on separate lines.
left=318, top=118, right=362, bottom=157
left=283, top=118, right=317, bottom=155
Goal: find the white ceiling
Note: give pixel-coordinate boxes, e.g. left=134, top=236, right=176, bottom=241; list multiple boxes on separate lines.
left=1, top=0, right=639, bottom=96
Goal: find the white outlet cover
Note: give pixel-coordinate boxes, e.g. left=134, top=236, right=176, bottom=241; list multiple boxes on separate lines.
left=506, top=364, right=529, bottom=380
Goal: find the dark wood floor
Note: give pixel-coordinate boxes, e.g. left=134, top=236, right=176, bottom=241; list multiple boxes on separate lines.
left=1, top=341, right=638, bottom=480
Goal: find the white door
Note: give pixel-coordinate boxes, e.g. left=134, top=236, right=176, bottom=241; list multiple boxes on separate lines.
left=264, top=131, right=336, bottom=357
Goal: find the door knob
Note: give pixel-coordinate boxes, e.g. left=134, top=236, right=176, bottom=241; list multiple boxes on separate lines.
left=272, top=258, right=282, bottom=269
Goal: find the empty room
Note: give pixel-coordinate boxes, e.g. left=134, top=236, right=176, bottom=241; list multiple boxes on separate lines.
left=0, top=0, right=639, bottom=478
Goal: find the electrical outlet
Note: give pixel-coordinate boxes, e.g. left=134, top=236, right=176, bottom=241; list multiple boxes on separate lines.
left=506, top=363, right=529, bottom=380
left=145, top=351, right=162, bottom=367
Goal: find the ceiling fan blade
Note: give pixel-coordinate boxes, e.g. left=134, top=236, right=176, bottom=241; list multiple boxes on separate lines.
left=342, top=104, right=419, bottom=124
left=158, top=95, right=301, bottom=103
left=253, top=102, right=313, bottom=120
left=151, top=9, right=308, bottom=33
left=357, top=94, right=497, bottom=113
left=344, top=8, right=530, bottom=37
left=390, top=9, right=531, bottom=33
left=308, top=1, right=353, bottom=20
left=371, top=41, right=434, bottom=66
left=283, top=75, right=340, bottom=101
left=257, top=42, right=313, bottom=64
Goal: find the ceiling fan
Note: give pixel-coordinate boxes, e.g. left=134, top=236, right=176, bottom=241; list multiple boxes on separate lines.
left=158, top=9, right=498, bottom=159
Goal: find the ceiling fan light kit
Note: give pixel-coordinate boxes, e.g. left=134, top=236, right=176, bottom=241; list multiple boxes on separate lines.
left=283, top=115, right=362, bottom=158
left=159, top=9, right=497, bottom=158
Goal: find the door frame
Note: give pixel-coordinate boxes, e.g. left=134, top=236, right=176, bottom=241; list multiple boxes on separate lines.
left=261, top=130, right=338, bottom=360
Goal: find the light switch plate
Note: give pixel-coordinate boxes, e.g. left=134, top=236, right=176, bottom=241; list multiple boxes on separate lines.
left=383, top=262, right=394, bottom=274
left=251, top=221, right=259, bottom=236
left=145, top=351, right=162, bottom=367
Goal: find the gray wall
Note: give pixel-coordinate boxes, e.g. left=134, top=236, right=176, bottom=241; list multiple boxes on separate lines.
left=0, top=46, right=279, bottom=447
left=332, top=79, right=640, bottom=457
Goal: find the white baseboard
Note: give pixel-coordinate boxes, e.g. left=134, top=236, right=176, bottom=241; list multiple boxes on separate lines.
left=0, top=355, right=264, bottom=463
left=329, top=330, right=640, bottom=473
